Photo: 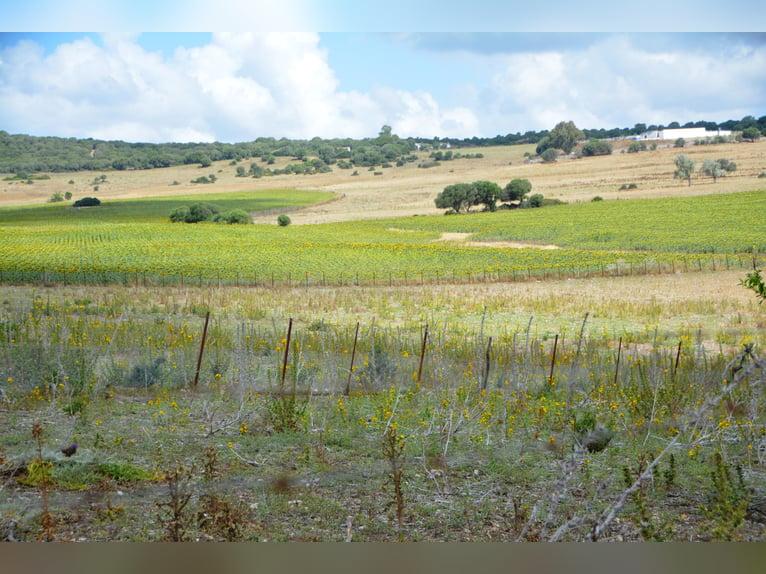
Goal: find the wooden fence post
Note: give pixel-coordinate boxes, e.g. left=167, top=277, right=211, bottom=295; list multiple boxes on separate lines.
left=345, top=322, right=360, bottom=396
left=192, top=311, right=211, bottom=389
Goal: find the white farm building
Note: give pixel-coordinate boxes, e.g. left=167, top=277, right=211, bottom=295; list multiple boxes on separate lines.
left=636, top=127, right=732, bottom=140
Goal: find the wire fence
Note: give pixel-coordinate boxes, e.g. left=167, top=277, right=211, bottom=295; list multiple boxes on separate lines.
left=0, top=253, right=758, bottom=289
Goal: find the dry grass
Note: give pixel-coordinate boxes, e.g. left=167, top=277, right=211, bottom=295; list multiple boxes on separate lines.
left=3, top=140, right=764, bottom=226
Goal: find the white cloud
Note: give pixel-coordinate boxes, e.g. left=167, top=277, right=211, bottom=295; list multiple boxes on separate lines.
left=0, top=33, right=763, bottom=142
left=0, top=32, right=484, bottom=141
left=482, top=35, right=766, bottom=132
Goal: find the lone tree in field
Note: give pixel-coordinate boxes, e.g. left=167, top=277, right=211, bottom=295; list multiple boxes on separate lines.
left=701, top=158, right=737, bottom=183
left=547, top=121, right=584, bottom=154
left=673, top=154, right=696, bottom=186
left=501, top=178, right=532, bottom=205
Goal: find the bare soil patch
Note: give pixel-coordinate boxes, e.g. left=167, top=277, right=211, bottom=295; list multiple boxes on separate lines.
left=434, top=231, right=561, bottom=249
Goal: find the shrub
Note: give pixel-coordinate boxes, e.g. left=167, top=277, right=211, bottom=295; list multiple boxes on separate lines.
left=64, top=191, right=72, bottom=200
left=277, top=214, right=291, bottom=227
left=48, top=192, right=64, bottom=203
left=214, top=209, right=250, bottom=224
left=502, top=178, right=532, bottom=203
left=540, top=149, right=558, bottom=163
left=187, top=202, right=219, bottom=223
left=627, top=141, right=647, bottom=153
left=741, top=126, right=761, bottom=141
left=674, top=137, right=686, bottom=148
left=125, top=358, right=165, bottom=388
left=592, top=196, right=603, bottom=202
left=581, top=139, right=613, bottom=156
left=169, top=206, right=191, bottom=223
left=73, top=197, right=101, bottom=207
left=526, top=193, right=545, bottom=208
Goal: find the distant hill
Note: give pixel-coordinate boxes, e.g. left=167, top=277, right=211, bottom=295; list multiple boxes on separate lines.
left=1, top=114, right=763, bottom=173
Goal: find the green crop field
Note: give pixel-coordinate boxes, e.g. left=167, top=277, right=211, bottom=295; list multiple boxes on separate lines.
left=388, top=191, right=766, bottom=254
left=0, top=190, right=763, bottom=286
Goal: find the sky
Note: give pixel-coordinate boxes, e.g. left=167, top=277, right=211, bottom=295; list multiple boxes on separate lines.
left=1, top=1, right=765, bottom=143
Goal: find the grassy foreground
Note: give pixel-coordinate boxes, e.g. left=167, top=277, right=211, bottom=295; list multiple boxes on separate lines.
left=0, top=276, right=764, bottom=541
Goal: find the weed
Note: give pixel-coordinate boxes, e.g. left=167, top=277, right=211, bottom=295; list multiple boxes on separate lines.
left=622, top=452, right=672, bottom=541
left=125, top=357, right=165, bottom=388
left=267, top=395, right=307, bottom=433
left=31, top=422, right=56, bottom=541
left=155, top=463, right=195, bottom=541
left=197, top=493, right=248, bottom=541
left=662, top=454, right=677, bottom=490
left=703, top=452, right=749, bottom=541
left=382, top=423, right=406, bottom=537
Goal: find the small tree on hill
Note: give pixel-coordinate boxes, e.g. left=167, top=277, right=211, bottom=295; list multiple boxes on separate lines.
left=471, top=180, right=502, bottom=212
left=501, top=178, right=532, bottom=205
left=541, top=148, right=559, bottom=163
left=741, top=126, right=761, bottom=142
left=673, top=154, right=696, bottom=186
left=548, top=121, right=584, bottom=154
left=435, top=183, right=475, bottom=213
left=581, top=139, right=613, bottom=156
left=701, top=158, right=737, bottom=183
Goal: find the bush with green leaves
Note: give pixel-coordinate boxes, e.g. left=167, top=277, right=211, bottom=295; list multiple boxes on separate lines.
left=501, top=178, right=532, bottom=204
left=169, top=206, right=191, bottom=223
left=277, top=214, right=291, bottom=227
left=213, top=209, right=251, bottom=224
left=701, top=158, right=737, bottom=183
left=581, top=139, right=613, bottom=156
left=628, top=141, right=647, bottom=153
left=48, top=192, right=64, bottom=203
left=741, top=126, right=761, bottom=142
left=73, top=197, right=101, bottom=207
left=169, top=202, right=221, bottom=223
left=540, top=148, right=558, bottom=163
